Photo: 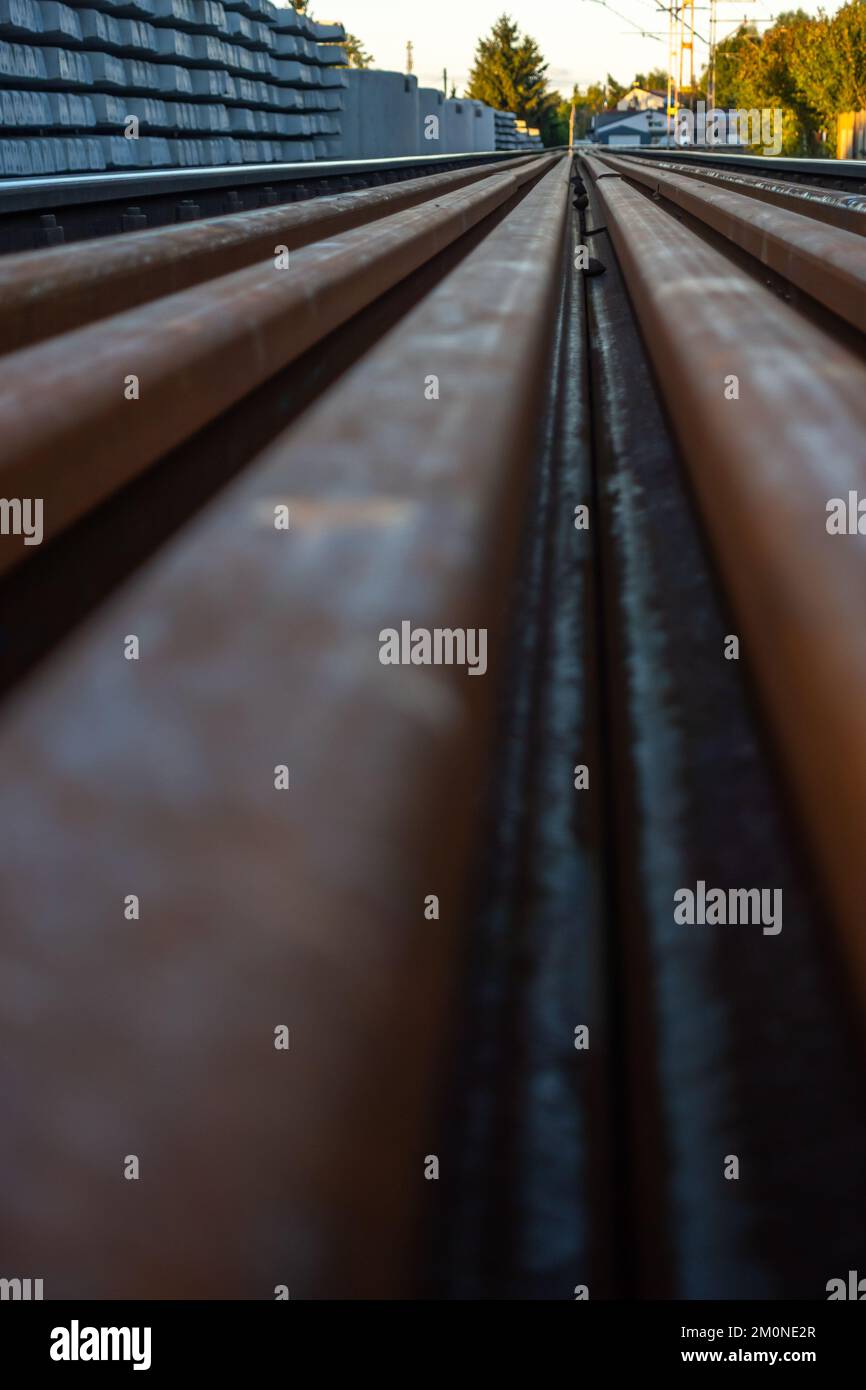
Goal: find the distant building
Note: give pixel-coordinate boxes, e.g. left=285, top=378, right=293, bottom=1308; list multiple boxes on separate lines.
left=616, top=86, right=667, bottom=113
left=592, top=108, right=669, bottom=147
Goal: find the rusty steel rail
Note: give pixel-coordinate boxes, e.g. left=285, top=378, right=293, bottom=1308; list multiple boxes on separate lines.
left=0, top=155, right=539, bottom=356
left=583, top=153, right=866, bottom=1011
left=595, top=150, right=866, bottom=333
left=0, top=157, right=570, bottom=1299
left=0, top=155, right=557, bottom=575
left=580, top=159, right=866, bottom=1300
left=622, top=145, right=866, bottom=191
left=2, top=141, right=866, bottom=1304
left=610, top=153, right=866, bottom=237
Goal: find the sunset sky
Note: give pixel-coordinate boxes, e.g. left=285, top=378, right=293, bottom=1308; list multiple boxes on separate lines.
left=327, top=0, right=843, bottom=98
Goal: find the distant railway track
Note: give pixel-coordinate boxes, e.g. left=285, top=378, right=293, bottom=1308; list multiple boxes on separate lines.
left=0, top=147, right=525, bottom=253
left=2, top=146, right=866, bottom=1300
left=612, top=149, right=866, bottom=237
left=622, top=144, right=866, bottom=193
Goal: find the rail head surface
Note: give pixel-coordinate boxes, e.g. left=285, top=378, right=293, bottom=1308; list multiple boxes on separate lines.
left=604, top=151, right=866, bottom=237
left=595, top=149, right=866, bottom=333
left=0, top=157, right=569, bottom=1299
left=0, top=156, right=559, bottom=574
left=0, top=156, right=539, bottom=355
left=582, top=153, right=866, bottom=1007
left=1, top=133, right=865, bottom=1305
left=622, top=146, right=866, bottom=189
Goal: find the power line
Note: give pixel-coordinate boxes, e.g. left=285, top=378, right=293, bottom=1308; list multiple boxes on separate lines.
left=583, top=0, right=711, bottom=45
left=670, top=4, right=711, bottom=49
left=583, top=0, right=667, bottom=43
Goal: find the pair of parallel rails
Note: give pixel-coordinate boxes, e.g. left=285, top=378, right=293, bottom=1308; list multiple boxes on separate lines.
left=0, top=145, right=864, bottom=1298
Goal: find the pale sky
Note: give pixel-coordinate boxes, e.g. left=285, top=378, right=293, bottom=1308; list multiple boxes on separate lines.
left=320, top=0, right=843, bottom=99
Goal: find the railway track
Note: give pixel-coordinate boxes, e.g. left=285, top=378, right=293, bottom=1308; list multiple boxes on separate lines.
left=623, top=144, right=866, bottom=194
left=0, top=149, right=523, bottom=254
left=1, top=147, right=865, bottom=1300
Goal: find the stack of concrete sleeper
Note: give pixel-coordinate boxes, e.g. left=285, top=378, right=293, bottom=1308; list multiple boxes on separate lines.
left=493, top=108, right=518, bottom=150
left=0, top=0, right=346, bottom=174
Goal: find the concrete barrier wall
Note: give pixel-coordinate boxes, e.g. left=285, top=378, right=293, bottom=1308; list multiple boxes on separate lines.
left=335, top=71, right=518, bottom=160
left=0, top=0, right=347, bottom=174
left=441, top=96, right=473, bottom=156
left=470, top=99, right=495, bottom=152
left=417, top=84, right=444, bottom=154
left=337, top=67, right=417, bottom=159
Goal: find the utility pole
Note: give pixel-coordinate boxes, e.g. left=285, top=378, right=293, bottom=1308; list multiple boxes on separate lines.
left=666, top=0, right=697, bottom=146
left=707, top=0, right=718, bottom=109
left=678, top=0, right=695, bottom=104
left=406, top=40, right=413, bottom=75
left=442, top=67, right=448, bottom=98
left=666, top=2, right=677, bottom=145
left=569, top=99, right=576, bottom=151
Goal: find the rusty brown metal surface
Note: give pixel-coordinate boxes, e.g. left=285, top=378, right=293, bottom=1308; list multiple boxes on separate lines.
left=619, top=152, right=866, bottom=236
left=583, top=153, right=866, bottom=1013
left=0, top=156, right=538, bottom=357
left=0, top=156, right=557, bottom=577
left=0, top=159, right=570, bottom=1299
left=595, top=150, right=866, bottom=332
left=4, top=138, right=866, bottom=1307
left=581, top=162, right=866, bottom=1299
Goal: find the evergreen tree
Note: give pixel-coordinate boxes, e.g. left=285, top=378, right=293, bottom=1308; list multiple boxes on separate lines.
left=466, top=14, right=552, bottom=127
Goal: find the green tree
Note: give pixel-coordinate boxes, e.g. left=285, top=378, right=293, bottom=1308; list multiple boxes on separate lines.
left=297, top=0, right=374, bottom=72
left=632, top=69, right=669, bottom=93
left=708, top=3, right=866, bottom=155
left=602, top=72, right=626, bottom=106
left=788, top=1, right=866, bottom=147
left=466, top=13, right=553, bottom=130
left=342, top=34, right=373, bottom=69
left=713, top=13, right=814, bottom=152
left=544, top=95, right=571, bottom=146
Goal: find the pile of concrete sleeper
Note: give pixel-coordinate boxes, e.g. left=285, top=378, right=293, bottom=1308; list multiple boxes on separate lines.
left=0, top=0, right=346, bottom=175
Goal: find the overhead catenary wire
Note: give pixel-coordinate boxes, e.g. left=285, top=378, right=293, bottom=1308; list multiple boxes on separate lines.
left=583, top=0, right=667, bottom=44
